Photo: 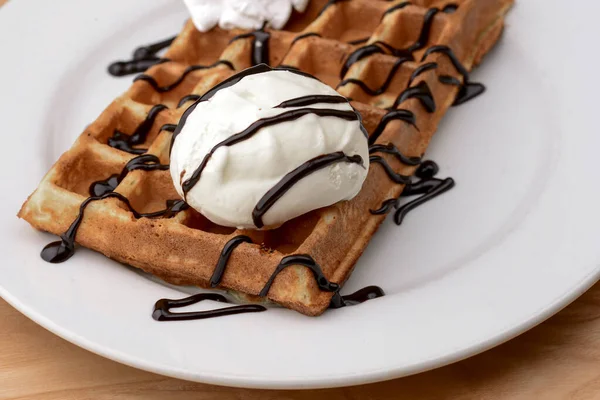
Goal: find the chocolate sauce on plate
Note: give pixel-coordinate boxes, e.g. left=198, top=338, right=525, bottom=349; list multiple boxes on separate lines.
left=153, top=293, right=267, bottom=321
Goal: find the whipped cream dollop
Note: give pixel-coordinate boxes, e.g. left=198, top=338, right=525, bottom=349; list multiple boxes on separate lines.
left=170, top=68, right=369, bottom=229
left=183, top=0, right=310, bottom=32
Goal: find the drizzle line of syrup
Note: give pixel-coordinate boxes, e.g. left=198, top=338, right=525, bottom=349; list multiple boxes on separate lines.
left=134, top=60, right=234, bottom=93
left=422, top=45, right=486, bottom=105
left=370, top=160, right=455, bottom=225
left=108, top=36, right=175, bottom=77
left=252, top=152, right=364, bottom=228
left=153, top=235, right=384, bottom=321
left=180, top=107, right=359, bottom=197
left=41, top=155, right=188, bottom=263
left=107, top=104, right=168, bottom=154
left=230, top=28, right=271, bottom=66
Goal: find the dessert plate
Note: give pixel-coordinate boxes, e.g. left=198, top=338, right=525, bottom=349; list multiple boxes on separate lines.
left=1, top=0, right=599, bottom=389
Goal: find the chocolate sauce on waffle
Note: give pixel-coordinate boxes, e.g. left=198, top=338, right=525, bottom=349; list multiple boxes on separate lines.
left=177, top=94, right=202, bottom=108
left=340, top=5, right=458, bottom=79
left=337, top=57, right=411, bottom=95
left=347, top=37, right=370, bottom=45
left=134, top=60, right=234, bottom=93
left=369, top=143, right=422, bottom=166
left=369, top=109, right=418, bottom=145
left=340, top=44, right=387, bottom=78
left=151, top=236, right=384, bottom=320
left=260, top=254, right=340, bottom=296
left=382, top=1, right=411, bottom=18
left=108, top=104, right=168, bottom=154
left=422, top=45, right=485, bottom=105
left=108, top=36, right=175, bottom=77
left=370, top=160, right=455, bottom=225
left=317, top=0, right=350, bottom=16
left=291, top=32, right=322, bottom=45
left=41, top=155, right=187, bottom=263
left=390, top=81, right=436, bottom=112
left=153, top=293, right=267, bottom=321
left=231, top=28, right=271, bottom=65
left=252, top=152, right=364, bottom=228
left=209, top=235, right=253, bottom=287
left=369, top=155, right=411, bottom=184
left=408, top=62, right=438, bottom=85
left=89, top=155, right=169, bottom=197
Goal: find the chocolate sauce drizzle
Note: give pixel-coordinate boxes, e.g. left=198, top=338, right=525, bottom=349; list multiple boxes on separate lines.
left=422, top=45, right=485, bottom=105
left=177, top=94, right=201, bottom=108
left=368, top=109, right=418, bottom=145
left=231, top=28, right=271, bottom=66
left=329, top=285, right=386, bottom=308
left=369, top=143, right=422, bottom=166
left=152, top=235, right=384, bottom=321
left=108, top=36, right=175, bottom=77
left=337, top=57, right=411, bottom=96
left=347, top=37, right=370, bottom=45
left=317, top=0, right=350, bottom=16
left=390, top=81, right=436, bottom=112
left=274, top=94, right=348, bottom=108
left=181, top=107, right=359, bottom=197
left=340, top=5, right=457, bottom=79
left=408, top=62, right=438, bottom=85
left=153, top=293, right=267, bottom=321
left=382, top=1, right=411, bottom=19
left=89, top=154, right=168, bottom=197
left=134, top=60, right=234, bottom=93
left=108, top=104, right=168, bottom=154
left=370, top=160, right=455, bottom=225
left=41, top=192, right=187, bottom=263
left=291, top=32, right=322, bottom=45
left=41, top=155, right=188, bottom=263
left=260, top=254, right=339, bottom=296
left=253, top=152, right=364, bottom=228
left=209, top=235, right=252, bottom=287
left=369, top=155, right=411, bottom=184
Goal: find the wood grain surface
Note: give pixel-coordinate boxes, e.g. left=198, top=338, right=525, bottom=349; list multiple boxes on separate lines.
left=2, top=0, right=600, bottom=398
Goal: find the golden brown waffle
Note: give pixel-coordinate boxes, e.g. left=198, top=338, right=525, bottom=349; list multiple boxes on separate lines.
left=19, top=0, right=513, bottom=316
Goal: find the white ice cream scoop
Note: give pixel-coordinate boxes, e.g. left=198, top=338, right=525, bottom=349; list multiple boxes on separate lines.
left=170, top=65, right=369, bottom=229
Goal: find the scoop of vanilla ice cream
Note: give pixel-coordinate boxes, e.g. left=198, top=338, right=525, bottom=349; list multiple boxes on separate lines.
left=170, top=69, right=369, bottom=229
left=183, top=0, right=310, bottom=32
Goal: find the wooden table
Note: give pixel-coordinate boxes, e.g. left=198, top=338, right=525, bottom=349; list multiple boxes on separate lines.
left=3, top=0, right=600, bottom=398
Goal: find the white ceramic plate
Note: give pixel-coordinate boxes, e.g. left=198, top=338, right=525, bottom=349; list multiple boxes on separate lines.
left=1, top=0, right=599, bottom=390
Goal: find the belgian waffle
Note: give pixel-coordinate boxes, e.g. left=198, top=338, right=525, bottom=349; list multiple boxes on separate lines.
left=19, top=0, right=514, bottom=316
